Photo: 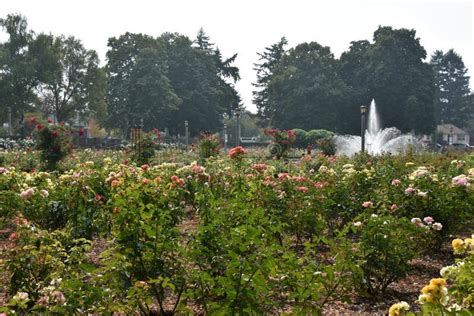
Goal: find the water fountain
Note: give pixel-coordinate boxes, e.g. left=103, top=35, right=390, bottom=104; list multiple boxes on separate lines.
left=334, top=99, right=423, bottom=156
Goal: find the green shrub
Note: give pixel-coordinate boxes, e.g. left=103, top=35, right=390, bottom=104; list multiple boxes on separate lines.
left=305, top=129, right=334, bottom=145
left=33, top=123, right=73, bottom=170
left=350, top=215, right=425, bottom=295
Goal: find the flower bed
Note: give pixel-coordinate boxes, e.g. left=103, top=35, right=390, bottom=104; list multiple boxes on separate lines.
left=0, top=150, right=473, bottom=314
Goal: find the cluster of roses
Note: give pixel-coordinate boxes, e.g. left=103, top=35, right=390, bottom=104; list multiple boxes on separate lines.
left=264, top=128, right=296, bottom=145
left=410, top=216, right=443, bottom=231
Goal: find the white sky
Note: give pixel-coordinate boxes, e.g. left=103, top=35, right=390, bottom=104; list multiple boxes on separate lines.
left=2, top=0, right=473, bottom=113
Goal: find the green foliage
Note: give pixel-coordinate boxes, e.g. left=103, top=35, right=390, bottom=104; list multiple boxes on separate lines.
left=291, top=128, right=307, bottom=148
left=264, top=128, right=296, bottom=159
left=130, top=131, right=157, bottom=165
left=315, top=137, right=336, bottom=156
left=196, top=133, right=221, bottom=160
left=350, top=215, right=425, bottom=295
left=431, top=49, right=472, bottom=127
left=33, top=123, right=73, bottom=170
left=1, top=149, right=474, bottom=313
left=306, top=129, right=334, bottom=145
left=105, top=30, right=240, bottom=137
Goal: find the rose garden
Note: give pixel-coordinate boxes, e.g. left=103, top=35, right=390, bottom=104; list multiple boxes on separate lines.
left=0, top=122, right=473, bottom=315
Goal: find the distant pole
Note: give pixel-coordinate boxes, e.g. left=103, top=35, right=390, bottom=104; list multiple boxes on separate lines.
left=7, top=107, right=12, bottom=136
left=235, top=108, right=241, bottom=147
left=185, top=120, right=189, bottom=147
left=360, top=105, right=367, bottom=152
left=223, top=123, right=227, bottom=152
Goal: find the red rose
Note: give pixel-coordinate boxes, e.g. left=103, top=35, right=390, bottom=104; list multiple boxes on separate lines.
left=47, top=118, right=53, bottom=123
left=36, top=124, right=44, bottom=130
left=229, top=146, right=246, bottom=159
left=78, top=128, right=84, bottom=137
left=52, top=131, right=59, bottom=137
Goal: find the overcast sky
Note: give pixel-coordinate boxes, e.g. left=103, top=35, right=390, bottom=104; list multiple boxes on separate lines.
left=2, top=0, right=473, bottom=112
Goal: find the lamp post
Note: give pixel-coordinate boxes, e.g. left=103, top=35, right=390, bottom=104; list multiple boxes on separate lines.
left=7, top=107, right=12, bottom=137
left=184, top=120, right=189, bottom=147
left=223, top=123, right=228, bottom=152
left=235, top=108, right=241, bottom=147
left=449, top=126, right=454, bottom=145
left=360, top=105, right=367, bottom=152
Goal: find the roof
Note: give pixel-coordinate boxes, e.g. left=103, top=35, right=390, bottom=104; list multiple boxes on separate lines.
left=437, top=124, right=467, bottom=135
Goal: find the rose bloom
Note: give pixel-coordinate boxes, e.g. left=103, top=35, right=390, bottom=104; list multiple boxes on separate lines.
left=362, top=201, right=373, bottom=208
left=452, top=239, right=464, bottom=252
left=252, top=163, right=267, bottom=173
left=40, top=189, right=49, bottom=198
left=353, top=221, right=362, bottom=227
left=20, top=188, right=35, bottom=199
left=404, top=187, right=415, bottom=195
left=423, top=216, right=434, bottom=224
left=0, top=167, right=7, bottom=174
left=432, top=222, right=443, bottom=231
left=8, top=232, right=18, bottom=241
left=229, top=146, right=246, bottom=159
left=141, top=164, right=149, bottom=171
left=390, top=204, right=398, bottom=211
left=391, top=179, right=401, bottom=186
left=192, top=164, right=204, bottom=174
left=111, top=179, right=120, bottom=187
left=411, top=217, right=422, bottom=225
left=296, top=186, right=308, bottom=193
left=452, top=175, right=469, bottom=186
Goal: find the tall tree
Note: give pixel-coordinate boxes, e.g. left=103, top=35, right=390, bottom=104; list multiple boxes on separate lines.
left=105, top=32, right=168, bottom=135
left=338, top=40, right=372, bottom=134
left=252, top=37, right=287, bottom=125
left=0, top=14, right=38, bottom=135
left=367, top=26, right=435, bottom=134
left=430, top=49, right=471, bottom=127
left=36, top=35, right=103, bottom=123
left=163, top=31, right=240, bottom=135
left=263, top=42, right=350, bottom=131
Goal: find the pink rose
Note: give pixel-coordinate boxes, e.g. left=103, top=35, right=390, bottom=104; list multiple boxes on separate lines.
left=296, top=186, right=309, bottom=193
left=432, top=222, right=443, bottom=231
left=390, top=204, right=398, bottom=211
left=404, top=187, right=415, bottom=195
left=423, top=216, right=434, bottom=224
left=362, top=201, right=373, bottom=208
left=391, top=179, right=401, bottom=186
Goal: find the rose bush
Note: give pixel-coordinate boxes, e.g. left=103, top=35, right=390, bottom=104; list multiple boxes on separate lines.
left=0, top=149, right=473, bottom=314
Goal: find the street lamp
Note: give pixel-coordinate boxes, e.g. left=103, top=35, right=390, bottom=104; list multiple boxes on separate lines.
left=235, top=108, right=241, bottom=147
left=360, top=105, right=368, bottom=152
left=223, top=123, right=228, bottom=152
left=184, top=120, right=189, bottom=147
left=7, top=107, right=12, bottom=137
left=449, top=126, right=454, bottom=145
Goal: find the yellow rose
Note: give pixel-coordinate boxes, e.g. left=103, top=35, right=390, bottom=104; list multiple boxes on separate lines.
left=452, top=238, right=464, bottom=252
left=429, top=278, right=446, bottom=287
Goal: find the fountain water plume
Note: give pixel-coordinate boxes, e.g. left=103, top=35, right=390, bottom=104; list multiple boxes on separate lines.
left=334, top=99, right=423, bottom=156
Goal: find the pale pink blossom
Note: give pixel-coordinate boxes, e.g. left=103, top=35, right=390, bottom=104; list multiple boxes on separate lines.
left=391, top=179, right=401, bottom=186
left=452, top=175, right=469, bottom=186
left=296, top=186, right=309, bottom=193
left=20, top=188, right=35, bottom=199
left=423, top=216, right=434, bottom=224
left=40, top=189, right=49, bottom=198
left=411, top=217, right=425, bottom=227
left=390, top=204, right=398, bottom=211
left=404, top=186, right=415, bottom=195
left=432, top=222, right=443, bottom=231
left=417, top=191, right=428, bottom=198
left=362, top=201, right=373, bottom=208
